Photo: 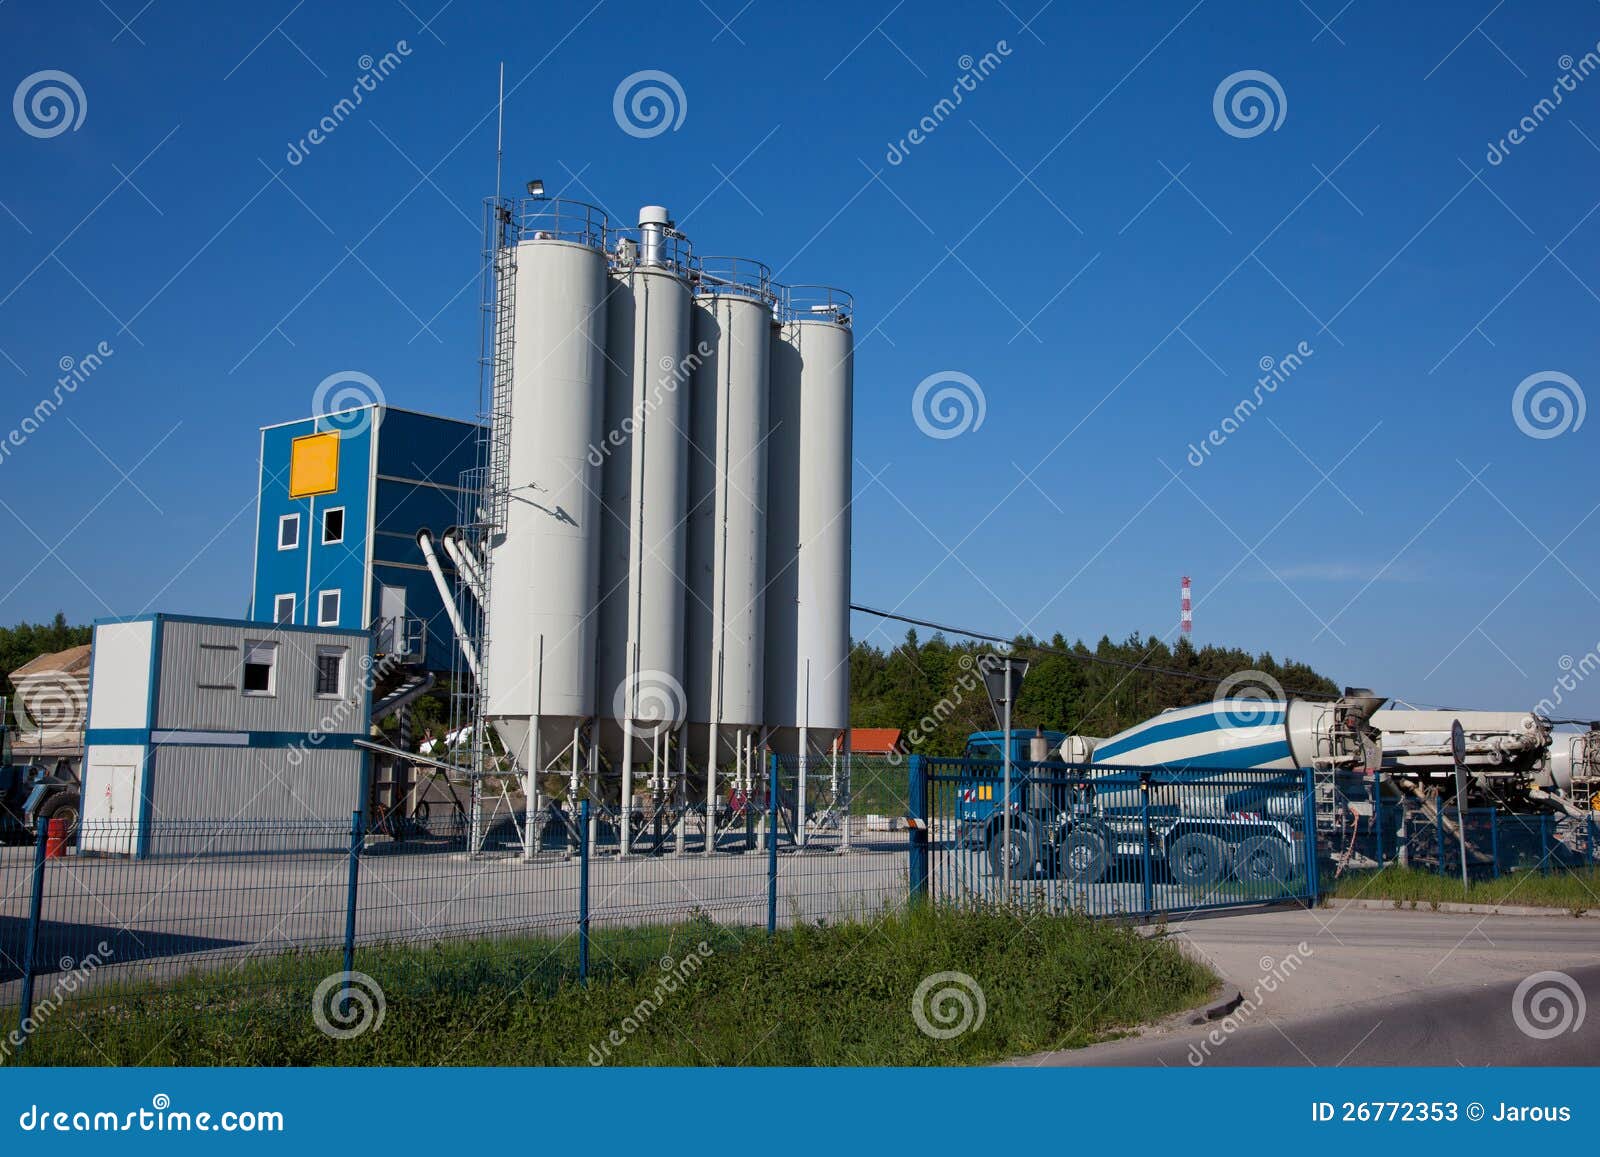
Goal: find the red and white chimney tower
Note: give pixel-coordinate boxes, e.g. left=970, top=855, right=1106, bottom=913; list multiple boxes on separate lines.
left=1180, top=576, right=1192, bottom=635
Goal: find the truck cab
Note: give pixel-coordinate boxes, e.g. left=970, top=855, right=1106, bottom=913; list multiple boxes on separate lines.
left=955, top=729, right=1069, bottom=829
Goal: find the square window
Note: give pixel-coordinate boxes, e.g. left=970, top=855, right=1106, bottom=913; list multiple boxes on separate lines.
left=315, top=647, right=346, bottom=697
left=273, top=594, right=295, bottom=624
left=289, top=431, right=340, bottom=498
left=242, top=640, right=277, bottom=696
left=277, top=513, right=300, bottom=551
left=322, top=507, right=345, bottom=545
left=317, top=589, right=342, bottom=627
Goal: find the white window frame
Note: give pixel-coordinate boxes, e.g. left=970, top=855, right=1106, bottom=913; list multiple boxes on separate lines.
left=321, top=505, right=346, bottom=546
left=272, top=594, right=295, bottom=624
left=278, top=513, right=300, bottom=551
left=242, top=640, right=278, bottom=697
left=317, top=589, right=342, bottom=627
left=314, top=646, right=347, bottom=699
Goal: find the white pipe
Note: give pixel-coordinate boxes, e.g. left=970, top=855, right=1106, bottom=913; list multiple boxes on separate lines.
left=416, top=530, right=481, bottom=681
left=440, top=530, right=485, bottom=603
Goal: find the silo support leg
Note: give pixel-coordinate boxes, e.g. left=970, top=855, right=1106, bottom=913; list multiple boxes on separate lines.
left=620, top=725, right=634, bottom=858
left=705, top=723, right=719, bottom=855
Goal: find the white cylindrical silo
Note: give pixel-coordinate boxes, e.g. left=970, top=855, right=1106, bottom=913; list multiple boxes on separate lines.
left=762, top=317, right=804, bottom=749
left=485, top=218, right=610, bottom=777
left=794, top=306, right=853, bottom=738
left=685, top=261, right=773, bottom=843
left=595, top=209, right=693, bottom=850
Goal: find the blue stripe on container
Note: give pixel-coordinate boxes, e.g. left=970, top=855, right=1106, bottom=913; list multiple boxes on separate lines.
left=1094, top=703, right=1286, bottom=762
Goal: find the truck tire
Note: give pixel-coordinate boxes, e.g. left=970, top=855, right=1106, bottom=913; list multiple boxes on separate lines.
left=35, top=790, right=81, bottom=846
left=1167, top=831, right=1225, bottom=888
left=1057, top=830, right=1109, bottom=884
left=986, top=813, right=1040, bottom=880
left=1232, top=834, right=1292, bottom=885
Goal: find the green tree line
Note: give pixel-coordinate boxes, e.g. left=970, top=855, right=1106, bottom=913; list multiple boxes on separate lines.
left=850, top=629, right=1340, bottom=758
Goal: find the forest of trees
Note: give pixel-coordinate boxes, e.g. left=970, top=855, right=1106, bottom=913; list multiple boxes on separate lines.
left=850, top=629, right=1341, bottom=757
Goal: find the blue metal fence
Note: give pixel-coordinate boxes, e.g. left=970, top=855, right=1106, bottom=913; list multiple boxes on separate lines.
left=0, top=754, right=910, bottom=1062
left=912, top=756, right=1320, bottom=916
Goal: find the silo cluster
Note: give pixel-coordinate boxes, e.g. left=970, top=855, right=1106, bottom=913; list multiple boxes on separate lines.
left=478, top=198, right=854, bottom=854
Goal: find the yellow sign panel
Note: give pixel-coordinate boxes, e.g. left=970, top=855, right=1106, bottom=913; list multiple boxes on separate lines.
left=288, top=431, right=340, bottom=497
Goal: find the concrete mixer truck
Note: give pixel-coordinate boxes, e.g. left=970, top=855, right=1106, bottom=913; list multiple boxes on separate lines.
left=955, top=689, right=1384, bottom=887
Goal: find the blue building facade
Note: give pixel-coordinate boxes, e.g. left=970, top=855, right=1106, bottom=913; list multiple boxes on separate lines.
left=249, top=405, right=482, bottom=672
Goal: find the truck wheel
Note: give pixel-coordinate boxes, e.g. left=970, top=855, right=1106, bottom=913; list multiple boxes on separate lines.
left=36, top=791, right=81, bottom=845
left=986, top=814, right=1039, bottom=880
left=1167, top=832, right=1225, bottom=888
left=1057, top=830, right=1109, bottom=884
left=1232, top=834, right=1291, bottom=885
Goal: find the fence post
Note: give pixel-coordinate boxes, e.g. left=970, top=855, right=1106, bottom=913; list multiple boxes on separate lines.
left=1373, top=771, right=1384, bottom=865
left=578, top=796, right=590, bottom=984
left=767, top=754, right=779, bottom=936
left=343, top=810, right=361, bottom=978
left=1435, top=806, right=1444, bottom=877
left=908, top=755, right=928, bottom=906
left=1489, top=809, right=1500, bottom=878
left=1140, top=773, right=1153, bottom=917
left=15, top=819, right=49, bottom=1052
left=1540, top=813, right=1550, bottom=875
left=1304, top=769, right=1320, bottom=906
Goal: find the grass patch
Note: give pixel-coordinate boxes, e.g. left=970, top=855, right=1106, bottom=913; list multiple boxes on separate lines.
left=6, top=905, right=1215, bottom=1066
left=1329, top=866, right=1600, bottom=913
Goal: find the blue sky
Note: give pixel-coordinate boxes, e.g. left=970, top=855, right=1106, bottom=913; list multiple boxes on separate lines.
left=1, top=0, right=1597, bottom=714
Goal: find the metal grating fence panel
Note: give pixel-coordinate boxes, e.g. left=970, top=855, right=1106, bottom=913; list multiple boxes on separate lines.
left=913, top=757, right=1318, bottom=917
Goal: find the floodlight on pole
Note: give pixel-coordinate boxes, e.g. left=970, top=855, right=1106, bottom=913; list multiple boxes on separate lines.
left=526, top=179, right=545, bottom=197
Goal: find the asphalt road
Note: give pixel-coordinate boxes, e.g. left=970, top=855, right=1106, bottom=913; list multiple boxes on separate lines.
left=1026, top=907, right=1600, bottom=1066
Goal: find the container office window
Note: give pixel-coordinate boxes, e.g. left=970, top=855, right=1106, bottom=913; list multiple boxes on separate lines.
left=273, top=594, right=295, bottom=624
left=321, top=507, right=345, bottom=545
left=278, top=513, right=300, bottom=550
left=317, top=589, right=341, bottom=626
left=315, top=646, right=346, bottom=698
left=242, top=640, right=277, bottom=696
